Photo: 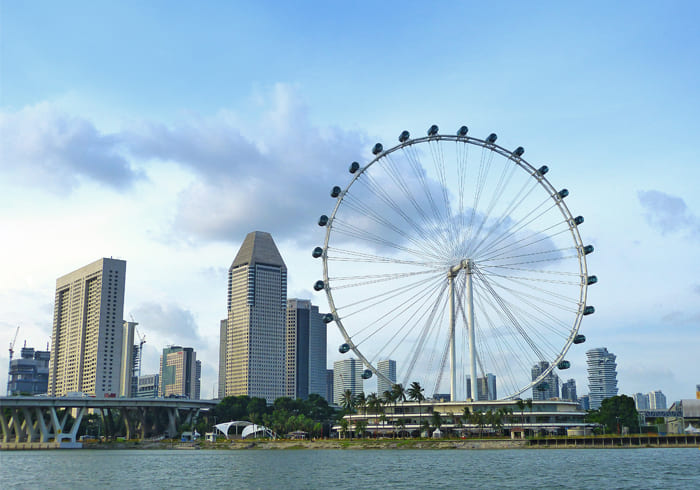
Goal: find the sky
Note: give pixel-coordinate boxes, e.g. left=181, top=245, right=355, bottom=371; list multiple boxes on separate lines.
left=1, top=1, right=699, bottom=403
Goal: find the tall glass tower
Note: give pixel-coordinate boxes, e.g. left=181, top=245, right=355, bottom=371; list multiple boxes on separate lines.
left=286, top=299, right=326, bottom=399
left=224, top=231, right=287, bottom=403
left=586, top=347, right=618, bottom=409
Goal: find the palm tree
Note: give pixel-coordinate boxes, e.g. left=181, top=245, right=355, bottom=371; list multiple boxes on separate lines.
left=355, top=419, right=367, bottom=439
left=355, top=392, right=367, bottom=417
left=391, top=383, right=406, bottom=434
left=525, top=398, right=533, bottom=437
left=340, top=389, right=356, bottom=413
left=431, top=411, right=443, bottom=437
left=516, top=399, right=526, bottom=431
left=395, top=418, right=407, bottom=438
left=339, top=418, right=349, bottom=439
left=407, top=381, right=425, bottom=436
left=462, top=406, right=471, bottom=437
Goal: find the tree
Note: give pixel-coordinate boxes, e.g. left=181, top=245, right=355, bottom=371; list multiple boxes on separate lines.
left=407, top=381, right=425, bottom=435
left=340, top=389, right=356, bottom=413
left=339, top=418, right=349, bottom=439
left=516, top=399, right=526, bottom=429
left=354, top=392, right=367, bottom=417
left=431, top=411, right=443, bottom=436
left=355, top=419, right=368, bottom=438
left=586, top=395, right=640, bottom=434
left=395, top=418, right=407, bottom=438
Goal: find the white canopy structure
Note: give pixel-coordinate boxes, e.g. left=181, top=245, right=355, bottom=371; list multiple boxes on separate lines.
left=684, top=424, right=700, bottom=434
left=214, top=421, right=277, bottom=439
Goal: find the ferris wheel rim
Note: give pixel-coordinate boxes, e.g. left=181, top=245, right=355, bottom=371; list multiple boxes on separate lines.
left=319, top=129, right=591, bottom=400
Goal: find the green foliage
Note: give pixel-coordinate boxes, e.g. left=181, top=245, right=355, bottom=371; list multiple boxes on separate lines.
left=585, top=395, right=640, bottom=434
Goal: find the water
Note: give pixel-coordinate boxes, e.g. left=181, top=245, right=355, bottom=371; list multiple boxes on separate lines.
left=1, top=448, right=699, bottom=489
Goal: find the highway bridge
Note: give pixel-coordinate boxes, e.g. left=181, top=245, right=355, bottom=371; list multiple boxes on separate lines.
left=0, top=396, right=218, bottom=446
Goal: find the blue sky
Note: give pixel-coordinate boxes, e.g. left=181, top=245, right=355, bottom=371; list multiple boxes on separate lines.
left=1, top=1, right=699, bottom=402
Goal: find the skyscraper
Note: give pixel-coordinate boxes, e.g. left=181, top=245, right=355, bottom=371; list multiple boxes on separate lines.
left=286, top=299, right=326, bottom=399
left=119, top=320, right=138, bottom=397
left=465, top=373, right=497, bottom=400
left=586, top=347, right=618, bottom=410
left=326, top=369, right=334, bottom=404
left=633, top=393, right=650, bottom=410
left=224, top=231, right=287, bottom=403
left=159, top=346, right=201, bottom=399
left=48, top=258, right=126, bottom=397
left=648, top=390, right=667, bottom=410
left=333, top=358, right=363, bottom=406
left=531, top=361, right=559, bottom=401
left=218, top=319, right=227, bottom=399
left=376, top=360, right=397, bottom=396
left=561, top=378, right=577, bottom=402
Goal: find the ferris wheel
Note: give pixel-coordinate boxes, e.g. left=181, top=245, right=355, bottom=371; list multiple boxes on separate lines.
left=313, top=125, right=596, bottom=401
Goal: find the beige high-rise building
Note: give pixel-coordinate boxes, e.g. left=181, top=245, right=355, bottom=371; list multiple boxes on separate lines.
left=159, top=346, right=201, bottom=399
left=224, top=231, right=287, bottom=403
left=48, top=258, right=126, bottom=396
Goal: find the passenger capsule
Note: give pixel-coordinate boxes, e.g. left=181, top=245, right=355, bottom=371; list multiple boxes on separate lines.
left=372, top=143, right=384, bottom=155
left=583, top=306, right=595, bottom=315
left=557, top=189, right=569, bottom=199
left=586, top=275, right=598, bottom=285
left=339, top=343, right=350, bottom=354
left=313, top=280, right=325, bottom=291
left=537, top=165, right=549, bottom=176
left=513, top=146, right=525, bottom=157
left=486, top=133, right=498, bottom=143
left=574, top=216, right=584, bottom=226
left=457, top=126, right=468, bottom=137
left=312, top=247, right=323, bottom=259
left=318, top=215, right=329, bottom=226
left=399, top=130, right=410, bottom=142
left=361, top=369, right=373, bottom=380
left=349, top=161, right=360, bottom=174
left=330, top=186, right=341, bottom=198
left=322, top=313, right=334, bottom=323
left=573, top=334, right=586, bottom=344
left=558, top=360, right=571, bottom=370
left=428, top=125, right=439, bottom=136
left=583, top=245, right=594, bottom=255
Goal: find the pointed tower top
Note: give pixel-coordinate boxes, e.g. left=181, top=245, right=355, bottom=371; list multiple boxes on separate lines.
left=231, top=231, right=286, bottom=270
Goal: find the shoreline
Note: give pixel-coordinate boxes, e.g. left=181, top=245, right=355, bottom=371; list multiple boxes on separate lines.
left=4, top=436, right=699, bottom=451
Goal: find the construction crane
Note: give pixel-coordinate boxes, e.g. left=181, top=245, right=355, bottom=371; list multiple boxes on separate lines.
left=7, top=326, right=20, bottom=395
left=135, top=327, right=146, bottom=379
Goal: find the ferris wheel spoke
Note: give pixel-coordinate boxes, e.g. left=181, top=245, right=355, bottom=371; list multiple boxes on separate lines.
left=476, top=222, right=572, bottom=263
left=479, top=246, right=579, bottom=265
left=471, top=197, right=559, bottom=258
left=329, top=269, right=441, bottom=290
left=327, top=247, right=444, bottom=268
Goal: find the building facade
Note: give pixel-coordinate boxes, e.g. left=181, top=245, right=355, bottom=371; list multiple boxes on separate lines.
left=224, top=231, right=287, bottom=403
left=218, top=319, right=227, bottom=399
left=586, top=347, right=618, bottom=410
left=159, top=346, right=201, bottom=399
left=285, top=299, right=326, bottom=399
left=333, top=359, right=363, bottom=406
left=7, top=345, right=50, bottom=395
left=466, top=373, right=497, bottom=401
left=119, top=321, right=139, bottom=397
left=48, top=258, right=126, bottom=397
left=648, top=390, right=667, bottom=410
left=326, top=369, right=334, bottom=405
left=531, top=361, right=559, bottom=401
left=376, top=360, right=397, bottom=396
left=135, top=373, right=159, bottom=398
left=633, top=392, right=650, bottom=410
left=561, top=379, right=577, bottom=402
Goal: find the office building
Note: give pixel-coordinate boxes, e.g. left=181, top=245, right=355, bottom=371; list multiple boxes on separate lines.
left=7, top=345, right=50, bottom=395
left=286, top=299, right=326, bottom=399
left=586, top=347, right=618, bottom=410
left=224, top=231, right=287, bottom=403
left=377, top=360, right=397, bottom=396
left=135, top=373, right=159, bottom=398
left=648, top=390, right=667, bottom=410
left=561, top=379, right=577, bottom=402
left=333, top=358, right=363, bottom=406
left=218, top=319, right=227, bottom=399
left=119, top=321, right=140, bottom=397
left=531, top=362, right=559, bottom=401
left=578, top=394, right=590, bottom=411
left=326, top=369, right=334, bottom=404
left=159, top=346, right=201, bottom=399
left=633, top=393, right=650, bottom=411
left=466, top=373, right=497, bottom=401
left=48, top=258, right=126, bottom=396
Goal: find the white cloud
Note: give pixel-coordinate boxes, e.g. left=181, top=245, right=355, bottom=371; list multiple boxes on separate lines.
left=0, top=102, right=142, bottom=191
left=638, top=190, right=700, bottom=239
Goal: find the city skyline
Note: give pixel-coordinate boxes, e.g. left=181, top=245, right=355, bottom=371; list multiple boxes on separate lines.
left=1, top=2, right=699, bottom=402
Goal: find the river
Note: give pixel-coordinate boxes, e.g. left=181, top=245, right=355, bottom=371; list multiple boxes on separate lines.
left=1, top=448, right=699, bottom=488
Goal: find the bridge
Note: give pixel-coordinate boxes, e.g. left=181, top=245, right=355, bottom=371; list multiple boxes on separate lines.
left=0, top=396, right=218, bottom=447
